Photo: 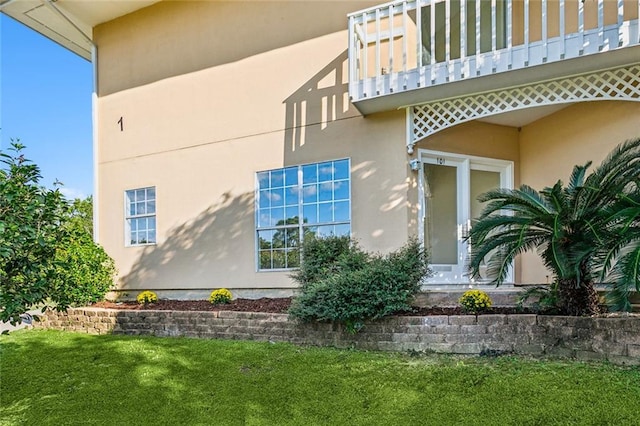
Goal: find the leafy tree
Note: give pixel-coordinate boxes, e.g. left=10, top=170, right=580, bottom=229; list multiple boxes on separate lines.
left=52, top=196, right=115, bottom=308
left=0, top=143, right=67, bottom=324
left=0, top=143, right=115, bottom=325
left=467, top=138, right=640, bottom=316
left=67, top=196, right=94, bottom=236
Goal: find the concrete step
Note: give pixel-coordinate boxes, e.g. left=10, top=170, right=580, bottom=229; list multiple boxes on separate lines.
left=414, top=287, right=525, bottom=307
left=415, top=286, right=640, bottom=311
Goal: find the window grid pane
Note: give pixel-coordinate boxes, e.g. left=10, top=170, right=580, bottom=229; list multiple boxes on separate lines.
left=318, top=162, right=333, bottom=182
left=284, top=167, right=298, bottom=186
left=271, top=188, right=284, bottom=207
left=334, top=180, right=349, bottom=200
left=318, top=182, right=333, bottom=202
left=256, top=160, right=350, bottom=270
left=302, top=184, right=317, bottom=204
left=285, top=186, right=299, bottom=206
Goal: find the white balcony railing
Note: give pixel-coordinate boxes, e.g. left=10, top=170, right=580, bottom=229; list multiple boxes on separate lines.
left=348, top=0, right=640, bottom=106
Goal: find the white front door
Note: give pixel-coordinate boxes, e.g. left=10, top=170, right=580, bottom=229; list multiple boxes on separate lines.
left=418, top=150, right=513, bottom=284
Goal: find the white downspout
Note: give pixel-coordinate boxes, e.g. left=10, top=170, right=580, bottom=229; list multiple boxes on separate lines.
left=41, top=0, right=99, bottom=242
left=91, top=46, right=99, bottom=242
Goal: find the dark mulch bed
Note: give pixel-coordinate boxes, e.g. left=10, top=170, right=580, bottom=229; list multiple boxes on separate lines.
left=91, top=298, right=535, bottom=315
left=92, top=298, right=293, bottom=313
left=407, top=306, right=536, bottom=315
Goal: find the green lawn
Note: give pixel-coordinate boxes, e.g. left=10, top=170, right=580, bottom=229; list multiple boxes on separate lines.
left=1, top=330, right=639, bottom=425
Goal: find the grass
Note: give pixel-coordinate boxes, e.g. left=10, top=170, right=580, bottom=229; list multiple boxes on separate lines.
left=1, top=330, right=639, bottom=425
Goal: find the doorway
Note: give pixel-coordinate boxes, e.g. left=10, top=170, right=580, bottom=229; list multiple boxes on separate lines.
left=418, top=150, right=513, bottom=284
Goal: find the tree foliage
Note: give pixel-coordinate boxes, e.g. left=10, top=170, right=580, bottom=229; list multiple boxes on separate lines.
left=0, top=143, right=115, bottom=325
left=52, top=195, right=116, bottom=308
left=467, top=138, right=640, bottom=315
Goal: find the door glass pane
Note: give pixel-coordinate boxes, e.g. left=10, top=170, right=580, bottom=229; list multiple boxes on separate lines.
left=470, top=169, right=501, bottom=281
left=470, top=169, right=501, bottom=220
left=424, top=164, right=458, bottom=264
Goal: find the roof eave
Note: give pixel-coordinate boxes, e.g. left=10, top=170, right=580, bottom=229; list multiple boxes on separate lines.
left=0, top=0, right=160, bottom=61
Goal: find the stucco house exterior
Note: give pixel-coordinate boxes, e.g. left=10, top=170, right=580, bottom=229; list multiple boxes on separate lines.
left=3, top=0, right=639, bottom=301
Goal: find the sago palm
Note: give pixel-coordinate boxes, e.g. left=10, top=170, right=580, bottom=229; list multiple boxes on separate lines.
left=466, top=138, right=640, bottom=316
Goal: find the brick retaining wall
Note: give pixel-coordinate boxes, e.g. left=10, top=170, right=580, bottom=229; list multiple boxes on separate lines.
left=34, top=308, right=640, bottom=365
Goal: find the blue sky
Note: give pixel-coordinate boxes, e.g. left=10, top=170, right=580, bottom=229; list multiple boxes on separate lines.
left=1, top=14, right=93, bottom=199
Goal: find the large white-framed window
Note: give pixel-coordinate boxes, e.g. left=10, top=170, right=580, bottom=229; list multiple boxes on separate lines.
left=256, top=159, right=351, bottom=271
left=125, top=187, right=156, bottom=246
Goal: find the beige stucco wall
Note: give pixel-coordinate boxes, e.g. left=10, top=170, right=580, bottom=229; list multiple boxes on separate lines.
left=94, top=0, right=639, bottom=297
left=416, top=121, right=520, bottom=167
left=94, top=0, right=380, bottom=97
left=518, top=101, right=640, bottom=284
left=95, top=1, right=409, bottom=296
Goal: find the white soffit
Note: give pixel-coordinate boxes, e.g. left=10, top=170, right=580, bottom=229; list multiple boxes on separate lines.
left=477, top=104, right=570, bottom=127
left=0, top=0, right=159, bottom=60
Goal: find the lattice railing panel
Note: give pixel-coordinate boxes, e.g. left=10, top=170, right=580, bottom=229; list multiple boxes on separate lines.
left=409, top=64, right=640, bottom=152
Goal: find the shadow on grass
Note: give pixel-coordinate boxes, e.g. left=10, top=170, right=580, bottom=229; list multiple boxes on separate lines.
left=0, top=330, right=398, bottom=425
left=2, top=330, right=639, bottom=425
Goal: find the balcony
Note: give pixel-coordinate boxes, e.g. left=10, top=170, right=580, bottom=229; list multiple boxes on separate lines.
left=348, top=0, right=640, bottom=115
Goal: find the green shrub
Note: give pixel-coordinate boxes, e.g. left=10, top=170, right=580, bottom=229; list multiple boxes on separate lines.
left=289, top=237, right=430, bottom=332
left=209, top=288, right=233, bottom=305
left=459, top=290, right=492, bottom=315
left=52, top=230, right=116, bottom=307
left=137, top=291, right=158, bottom=304
left=290, top=235, right=368, bottom=288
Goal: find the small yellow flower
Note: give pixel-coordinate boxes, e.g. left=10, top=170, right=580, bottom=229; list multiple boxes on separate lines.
left=459, top=290, right=492, bottom=314
left=209, top=288, right=233, bottom=305
left=137, top=290, right=158, bottom=304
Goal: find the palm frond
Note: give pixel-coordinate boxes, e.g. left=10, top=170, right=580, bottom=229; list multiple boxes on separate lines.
left=606, top=244, right=640, bottom=312
left=468, top=227, right=548, bottom=283
left=567, top=162, right=592, bottom=193
left=477, top=185, right=552, bottom=218
left=484, top=236, right=546, bottom=284
left=583, top=138, right=640, bottom=207
left=466, top=138, right=640, bottom=314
